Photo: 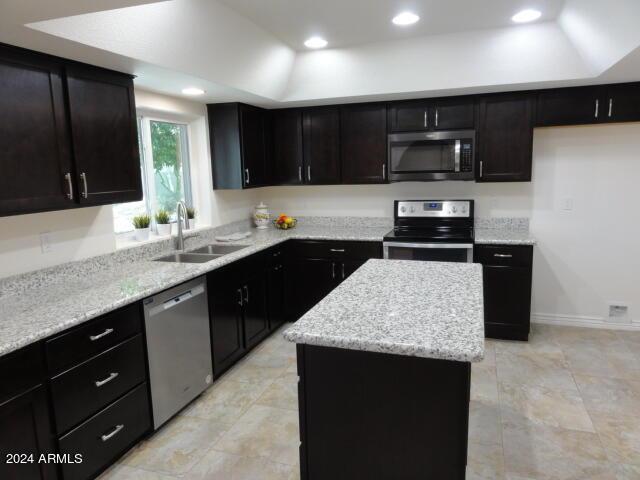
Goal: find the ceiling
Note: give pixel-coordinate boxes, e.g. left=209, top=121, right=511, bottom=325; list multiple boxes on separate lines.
left=218, top=0, right=565, bottom=50
left=2, top=0, right=640, bottom=106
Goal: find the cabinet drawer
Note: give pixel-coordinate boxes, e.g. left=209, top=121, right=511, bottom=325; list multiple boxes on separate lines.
left=46, top=302, right=142, bottom=374
left=474, top=245, right=532, bottom=267
left=59, top=382, right=150, bottom=480
left=292, top=240, right=382, bottom=260
left=51, top=334, right=146, bottom=434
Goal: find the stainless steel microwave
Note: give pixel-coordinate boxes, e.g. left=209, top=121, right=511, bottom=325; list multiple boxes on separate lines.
left=387, top=130, right=475, bottom=182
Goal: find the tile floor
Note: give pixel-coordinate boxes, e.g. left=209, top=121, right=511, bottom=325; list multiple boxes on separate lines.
left=100, top=324, right=640, bottom=480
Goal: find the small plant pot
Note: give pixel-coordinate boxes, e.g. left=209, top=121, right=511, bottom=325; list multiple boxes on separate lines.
left=134, top=227, right=150, bottom=242
left=157, top=223, right=172, bottom=236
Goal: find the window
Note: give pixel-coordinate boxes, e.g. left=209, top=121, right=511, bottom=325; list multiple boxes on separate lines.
left=113, top=116, right=193, bottom=234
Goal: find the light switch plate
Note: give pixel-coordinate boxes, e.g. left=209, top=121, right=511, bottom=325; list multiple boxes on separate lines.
left=560, top=198, right=574, bottom=211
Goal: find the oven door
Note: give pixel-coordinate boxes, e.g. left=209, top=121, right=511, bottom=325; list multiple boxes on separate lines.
left=383, top=242, right=474, bottom=263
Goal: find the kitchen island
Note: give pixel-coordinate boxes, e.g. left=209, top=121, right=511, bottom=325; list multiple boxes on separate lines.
left=284, top=259, right=484, bottom=480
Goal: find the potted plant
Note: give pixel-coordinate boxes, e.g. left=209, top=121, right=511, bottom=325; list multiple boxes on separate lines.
left=186, top=207, right=196, bottom=230
left=132, top=214, right=151, bottom=242
left=155, top=209, right=172, bottom=236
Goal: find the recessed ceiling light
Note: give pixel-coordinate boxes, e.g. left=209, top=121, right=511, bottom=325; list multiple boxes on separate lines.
left=511, top=9, right=542, bottom=23
left=182, top=87, right=205, bottom=96
left=304, top=36, right=328, bottom=49
left=392, top=11, right=420, bottom=26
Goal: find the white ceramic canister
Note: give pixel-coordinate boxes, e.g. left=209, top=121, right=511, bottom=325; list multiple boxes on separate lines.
left=253, top=202, right=270, bottom=229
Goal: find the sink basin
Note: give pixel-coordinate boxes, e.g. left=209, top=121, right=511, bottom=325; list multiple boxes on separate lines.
left=155, top=253, right=221, bottom=264
left=189, top=244, right=248, bottom=255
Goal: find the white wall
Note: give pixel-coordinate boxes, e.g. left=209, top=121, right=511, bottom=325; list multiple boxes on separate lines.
left=259, top=124, right=640, bottom=327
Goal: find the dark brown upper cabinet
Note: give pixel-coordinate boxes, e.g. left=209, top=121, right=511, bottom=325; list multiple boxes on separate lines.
left=208, top=102, right=269, bottom=189
left=271, top=108, right=304, bottom=185
left=0, top=45, right=73, bottom=217
left=0, top=43, right=143, bottom=217
left=303, top=106, right=341, bottom=184
left=476, top=93, right=534, bottom=182
left=388, top=97, right=475, bottom=132
left=66, top=64, right=142, bottom=205
left=340, top=103, right=388, bottom=184
left=536, top=82, right=640, bottom=126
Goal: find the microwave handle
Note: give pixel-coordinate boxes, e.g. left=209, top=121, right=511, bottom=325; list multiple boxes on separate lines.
left=454, top=140, right=461, bottom=172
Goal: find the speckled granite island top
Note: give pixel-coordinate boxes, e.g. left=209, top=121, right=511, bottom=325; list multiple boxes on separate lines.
left=283, top=259, right=485, bottom=362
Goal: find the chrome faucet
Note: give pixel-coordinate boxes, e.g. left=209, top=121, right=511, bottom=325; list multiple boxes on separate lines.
left=176, top=201, right=188, bottom=250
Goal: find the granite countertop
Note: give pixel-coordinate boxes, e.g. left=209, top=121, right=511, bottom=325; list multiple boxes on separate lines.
left=0, top=224, right=390, bottom=357
left=283, top=259, right=485, bottom=362
left=474, top=228, right=536, bottom=245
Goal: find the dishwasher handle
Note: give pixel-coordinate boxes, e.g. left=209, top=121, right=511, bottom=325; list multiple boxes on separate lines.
left=146, top=284, right=206, bottom=317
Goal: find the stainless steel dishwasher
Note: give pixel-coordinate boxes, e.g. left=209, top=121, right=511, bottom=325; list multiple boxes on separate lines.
left=143, top=276, right=213, bottom=430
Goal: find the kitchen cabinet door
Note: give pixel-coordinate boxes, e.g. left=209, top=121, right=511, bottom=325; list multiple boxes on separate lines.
left=339, top=260, right=367, bottom=283
left=0, top=45, right=74, bottom=217
left=303, top=107, right=341, bottom=184
left=387, top=100, right=430, bottom=132
left=271, top=108, right=303, bottom=185
left=340, top=104, right=388, bottom=184
left=432, top=97, right=475, bottom=130
left=208, top=272, right=246, bottom=377
left=476, top=93, right=534, bottom=182
left=242, top=272, right=269, bottom=350
left=267, top=256, right=287, bottom=331
left=604, top=83, right=640, bottom=123
left=66, top=64, right=142, bottom=205
left=239, top=104, right=269, bottom=188
left=0, top=386, right=57, bottom=480
left=289, top=258, right=337, bottom=321
left=535, top=86, right=602, bottom=127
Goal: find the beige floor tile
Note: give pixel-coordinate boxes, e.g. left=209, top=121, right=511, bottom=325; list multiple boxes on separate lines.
left=98, top=464, right=177, bottom=479
left=122, top=416, right=228, bottom=475
left=496, top=350, right=577, bottom=391
left=255, top=371, right=299, bottom=410
left=186, top=450, right=296, bottom=480
left=552, top=325, right=622, bottom=347
left=222, top=357, right=289, bottom=385
left=478, top=340, right=497, bottom=367
left=574, top=374, right=640, bottom=418
left=616, top=463, right=640, bottom=479
left=213, top=405, right=300, bottom=466
left=467, top=440, right=505, bottom=479
left=471, top=364, right=499, bottom=403
left=591, top=411, right=640, bottom=466
left=499, top=382, right=595, bottom=432
left=495, top=324, right=564, bottom=357
left=561, top=342, right=640, bottom=381
left=502, top=419, right=613, bottom=480
left=469, top=399, right=503, bottom=446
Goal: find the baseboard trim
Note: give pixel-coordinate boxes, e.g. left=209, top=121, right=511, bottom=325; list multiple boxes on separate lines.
left=532, top=313, right=640, bottom=331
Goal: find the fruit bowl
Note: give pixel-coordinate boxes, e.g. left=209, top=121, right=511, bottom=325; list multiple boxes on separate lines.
left=273, top=216, right=297, bottom=230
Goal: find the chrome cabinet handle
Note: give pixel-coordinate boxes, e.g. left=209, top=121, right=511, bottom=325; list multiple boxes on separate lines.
left=341, top=263, right=345, bottom=279
left=423, top=110, right=427, bottom=128
left=80, top=172, right=88, bottom=198
left=594, top=99, right=599, bottom=118
left=244, top=168, right=250, bottom=185
left=307, top=165, right=311, bottom=182
left=382, top=163, right=386, bottom=180
left=298, top=165, right=302, bottom=182
left=331, top=262, right=336, bottom=279
left=608, top=98, right=613, bottom=118
left=435, top=108, right=439, bottom=127
left=101, top=424, right=124, bottom=442
left=479, top=161, right=484, bottom=178
left=494, top=253, right=513, bottom=258
left=243, top=285, right=249, bottom=304
left=64, top=173, right=73, bottom=200
left=89, top=328, right=114, bottom=341
left=237, top=288, right=243, bottom=306
left=330, top=248, right=345, bottom=252
left=95, top=372, right=119, bottom=387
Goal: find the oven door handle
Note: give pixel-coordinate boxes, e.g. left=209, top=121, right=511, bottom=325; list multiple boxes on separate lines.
left=382, top=242, right=474, bottom=249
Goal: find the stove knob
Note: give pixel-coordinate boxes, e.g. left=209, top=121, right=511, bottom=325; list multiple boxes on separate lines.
left=461, top=206, right=467, bottom=214
left=410, top=206, right=415, bottom=213
left=452, top=206, right=458, bottom=213
left=400, top=206, right=406, bottom=213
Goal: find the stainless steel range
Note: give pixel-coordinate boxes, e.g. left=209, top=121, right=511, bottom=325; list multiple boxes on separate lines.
left=383, top=200, right=474, bottom=262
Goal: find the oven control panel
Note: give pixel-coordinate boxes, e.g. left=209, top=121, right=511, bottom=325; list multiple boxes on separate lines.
left=396, top=200, right=472, bottom=218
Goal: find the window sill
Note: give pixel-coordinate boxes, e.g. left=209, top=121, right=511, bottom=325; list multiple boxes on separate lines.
left=115, top=225, right=211, bottom=251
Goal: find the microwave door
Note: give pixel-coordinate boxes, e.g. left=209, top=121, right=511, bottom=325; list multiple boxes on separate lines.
left=390, top=140, right=455, bottom=173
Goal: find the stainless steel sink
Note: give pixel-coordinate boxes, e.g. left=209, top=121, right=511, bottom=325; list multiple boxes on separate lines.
left=189, top=244, right=248, bottom=255
left=155, top=253, right=222, bottom=264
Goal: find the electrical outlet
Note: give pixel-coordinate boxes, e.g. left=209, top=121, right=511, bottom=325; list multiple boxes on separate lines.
left=39, top=232, right=53, bottom=254
left=560, top=197, right=574, bottom=211
left=608, top=303, right=630, bottom=324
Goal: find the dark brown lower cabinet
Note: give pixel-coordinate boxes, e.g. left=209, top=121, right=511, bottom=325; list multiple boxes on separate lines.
left=297, top=344, right=470, bottom=479
left=242, top=272, right=269, bottom=350
left=267, top=247, right=288, bottom=331
left=474, top=244, right=533, bottom=341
